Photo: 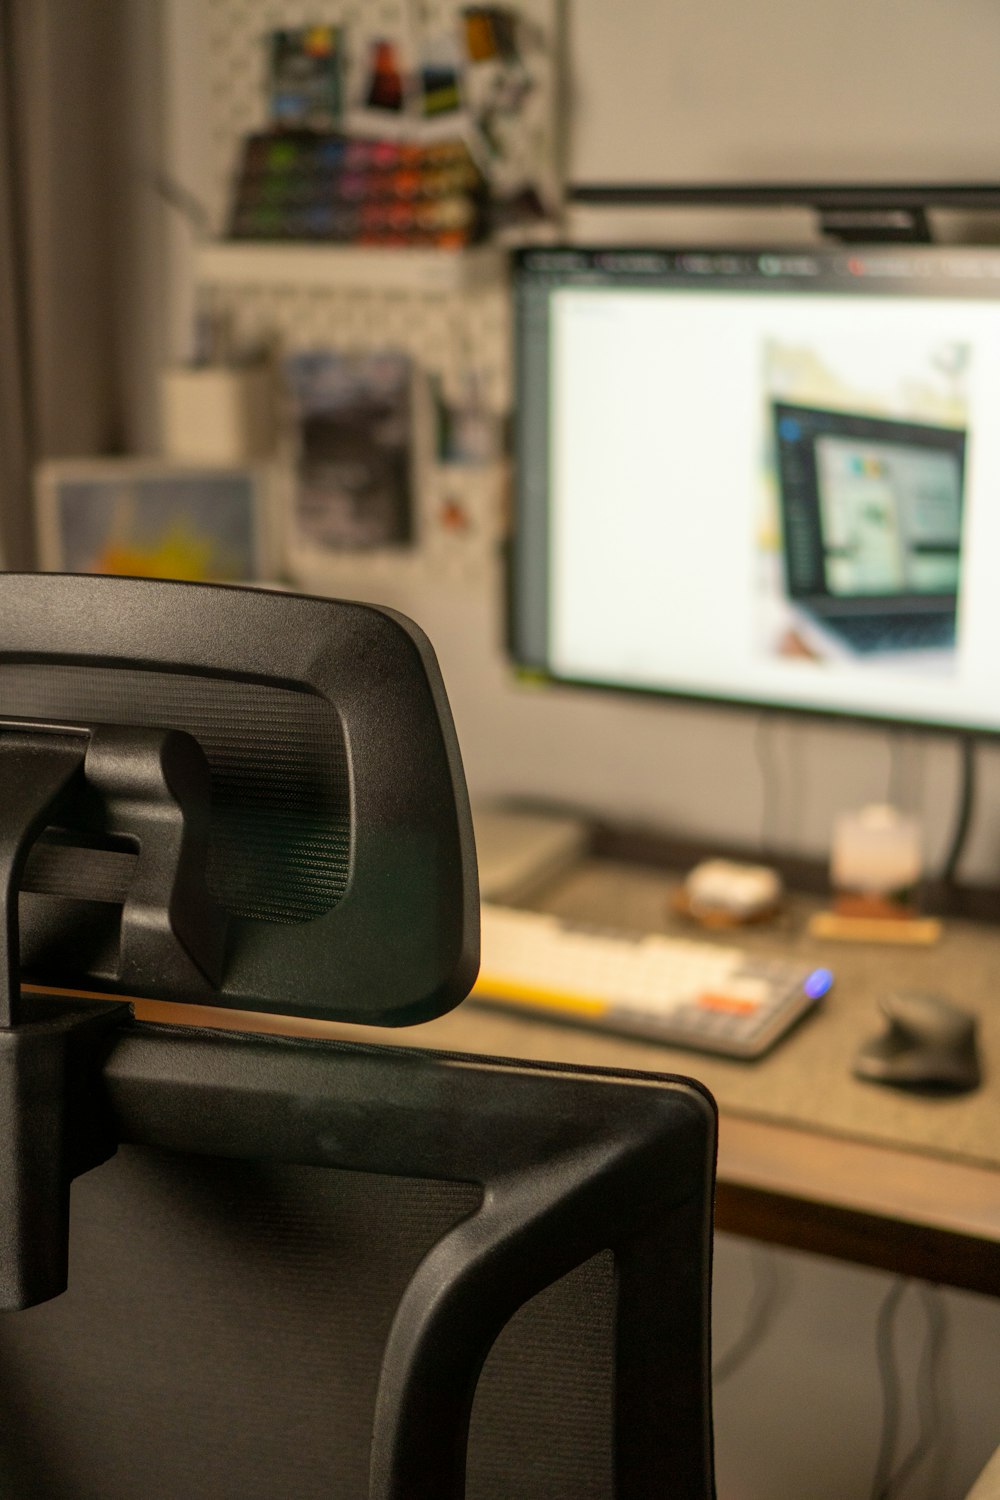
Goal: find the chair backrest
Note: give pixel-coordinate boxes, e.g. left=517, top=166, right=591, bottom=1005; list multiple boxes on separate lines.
left=0, top=574, right=718, bottom=1496
left=0, top=1023, right=718, bottom=1500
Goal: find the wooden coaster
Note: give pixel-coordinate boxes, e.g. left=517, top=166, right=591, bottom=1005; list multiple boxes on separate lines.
left=807, top=910, right=942, bottom=945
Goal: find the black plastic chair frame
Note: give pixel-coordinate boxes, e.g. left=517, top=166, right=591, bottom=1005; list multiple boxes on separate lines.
left=0, top=574, right=479, bottom=1025
left=89, top=1020, right=718, bottom=1500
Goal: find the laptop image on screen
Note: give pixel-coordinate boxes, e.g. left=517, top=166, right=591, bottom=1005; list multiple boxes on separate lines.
left=772, top=402, right=966, bottom=664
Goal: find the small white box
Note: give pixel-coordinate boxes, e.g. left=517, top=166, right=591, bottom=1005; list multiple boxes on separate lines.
left=161, top=365, right=275, bottom=465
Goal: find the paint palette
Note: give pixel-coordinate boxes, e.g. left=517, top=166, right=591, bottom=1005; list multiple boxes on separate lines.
left=228, top=131, right=485, bottom=247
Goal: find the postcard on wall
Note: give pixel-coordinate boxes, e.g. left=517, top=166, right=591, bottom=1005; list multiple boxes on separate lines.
left=268, top=25, right=344, bottom=128
left=285, top=349, right=416, bottom=554
left=35, top=461, right=275, bottom=582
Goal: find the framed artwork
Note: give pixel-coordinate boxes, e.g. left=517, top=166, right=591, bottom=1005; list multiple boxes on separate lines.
left=285, top=349, right=418, bottom=555
left=34, top=461, right=277, bottom=583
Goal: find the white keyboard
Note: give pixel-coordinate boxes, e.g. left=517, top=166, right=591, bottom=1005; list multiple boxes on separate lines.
left=472, top=903, right=833, bottom=1059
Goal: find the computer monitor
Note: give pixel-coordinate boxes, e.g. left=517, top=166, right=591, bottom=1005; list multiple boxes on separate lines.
left=511, top=244, right=1000, bottom=734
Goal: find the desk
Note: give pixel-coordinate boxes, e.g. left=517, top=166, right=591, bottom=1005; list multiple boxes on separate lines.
left=138, top=856, right=1000, bottom=1297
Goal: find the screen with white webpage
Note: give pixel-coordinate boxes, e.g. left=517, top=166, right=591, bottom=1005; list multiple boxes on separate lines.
left=512, top=245, right=1000, bottom=733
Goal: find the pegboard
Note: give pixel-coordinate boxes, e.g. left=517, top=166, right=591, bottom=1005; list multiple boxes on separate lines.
left=202, top=0, right=558, bottom=229
left=196, top=277, right=510, bottom=412
left=193, top=271, right=511, bottom=582
left=195, top=0, right=557, bottom=581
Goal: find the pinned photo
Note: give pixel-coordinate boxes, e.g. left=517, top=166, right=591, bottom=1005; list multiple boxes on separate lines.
left=268, top=26, right=344, bottom=128
left=363, top=38, right=407, bottom=113
left=286, top=350, right=415, bottom=552
left=418, top=34, right=463, bottom=118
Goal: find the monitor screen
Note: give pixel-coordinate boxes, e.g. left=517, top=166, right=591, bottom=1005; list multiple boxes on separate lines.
left=511, top=244, right=1000, bottom=734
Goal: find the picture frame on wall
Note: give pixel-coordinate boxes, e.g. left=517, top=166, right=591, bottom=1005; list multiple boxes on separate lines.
left=284, top=348, right=418, bottom=558
left=34, top=460, right=279, bottom=583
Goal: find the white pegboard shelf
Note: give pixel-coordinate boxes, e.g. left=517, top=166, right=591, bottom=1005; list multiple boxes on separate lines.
left=196, top=240, right=509, bottom=294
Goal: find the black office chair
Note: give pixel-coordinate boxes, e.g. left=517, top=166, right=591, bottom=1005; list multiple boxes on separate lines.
left=0, top=575, right=717, bottom=1499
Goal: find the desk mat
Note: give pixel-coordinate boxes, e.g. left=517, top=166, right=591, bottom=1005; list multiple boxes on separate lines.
left=510, top=861, right=1000, bottom=1173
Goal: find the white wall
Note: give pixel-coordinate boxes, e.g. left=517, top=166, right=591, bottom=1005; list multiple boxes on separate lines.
left=566, top=0, right=1000, bottom=187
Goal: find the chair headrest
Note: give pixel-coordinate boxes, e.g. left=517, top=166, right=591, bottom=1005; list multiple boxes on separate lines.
left=0, top=575, right=479, bottom=1026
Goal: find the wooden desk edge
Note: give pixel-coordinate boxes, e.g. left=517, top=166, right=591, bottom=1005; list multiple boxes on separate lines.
left=718, top=1114, right=1000, bottom=1295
